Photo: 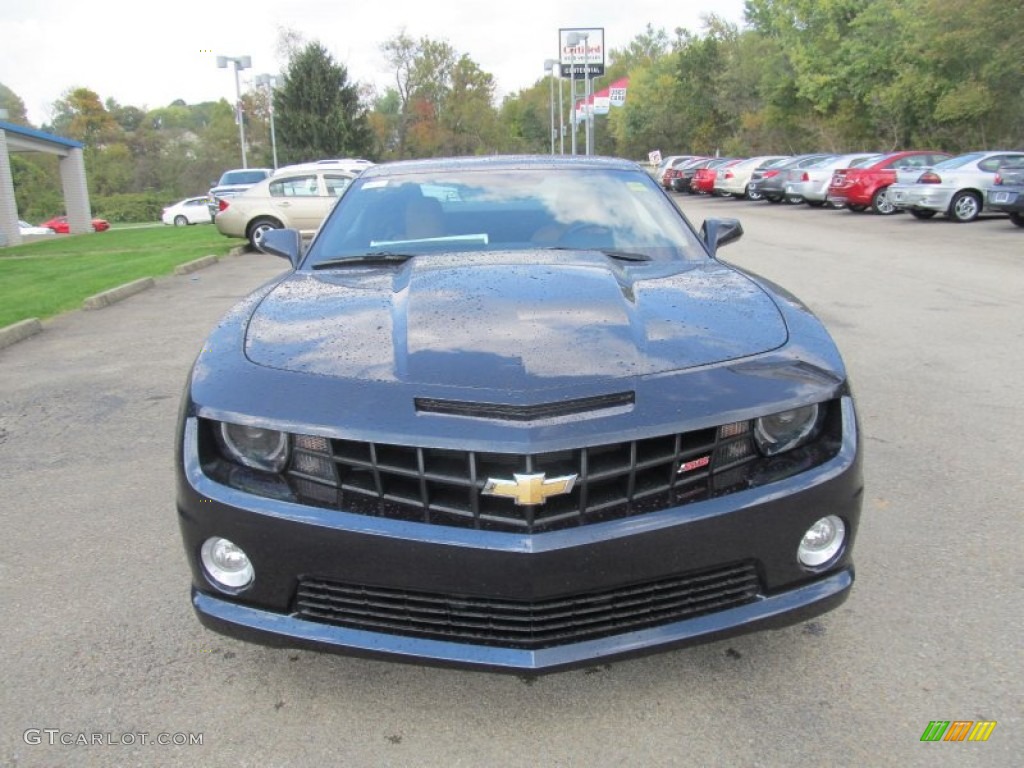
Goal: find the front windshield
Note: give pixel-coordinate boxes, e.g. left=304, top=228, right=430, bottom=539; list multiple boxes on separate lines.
left=304, top=167, right=706, bottom=268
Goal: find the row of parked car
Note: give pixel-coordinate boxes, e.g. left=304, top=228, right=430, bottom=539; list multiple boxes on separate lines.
left=15, top=215, right=110, bottom=236
left=654, top=151, right=1024, bottom=226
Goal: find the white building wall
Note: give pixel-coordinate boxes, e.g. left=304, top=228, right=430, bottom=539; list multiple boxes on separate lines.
left=0, top=130, right=23, bottom=246
left=60, top=148, right=92, bottom=234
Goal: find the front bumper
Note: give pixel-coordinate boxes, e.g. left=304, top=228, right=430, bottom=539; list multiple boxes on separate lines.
left=178, top=400, right=862, bottom=673
left=192, top=568, right=852, bottom=672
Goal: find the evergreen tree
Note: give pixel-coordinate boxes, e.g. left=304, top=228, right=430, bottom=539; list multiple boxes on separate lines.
left=274, top=42, right=373, bottom=164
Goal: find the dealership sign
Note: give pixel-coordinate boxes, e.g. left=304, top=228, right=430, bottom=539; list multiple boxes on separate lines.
left=559, top=28, right=605, bottom=77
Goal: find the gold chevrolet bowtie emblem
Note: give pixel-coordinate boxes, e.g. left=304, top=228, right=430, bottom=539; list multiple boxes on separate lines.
left=482, top=473, right=578, bottom=506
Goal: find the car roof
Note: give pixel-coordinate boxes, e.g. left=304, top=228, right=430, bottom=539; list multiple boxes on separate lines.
left=277, top=160, right=372, bottom=173
left=359, top=155, right=641, bottom=179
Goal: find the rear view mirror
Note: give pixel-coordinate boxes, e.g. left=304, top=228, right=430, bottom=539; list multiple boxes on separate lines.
left=700, top=218, right=744, bottom=256
left=256, top=228, right=302, bottom=267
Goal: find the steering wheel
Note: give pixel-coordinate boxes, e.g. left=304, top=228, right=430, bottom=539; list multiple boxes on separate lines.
left=556, top=223, right=615, bottom=249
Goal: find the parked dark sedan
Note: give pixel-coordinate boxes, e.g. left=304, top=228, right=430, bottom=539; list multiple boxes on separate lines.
left=176, top=156, right=863, bottom=673
left=748, top=154, right=836, bottom=203
left=986, top=157, right=1024, bottom=228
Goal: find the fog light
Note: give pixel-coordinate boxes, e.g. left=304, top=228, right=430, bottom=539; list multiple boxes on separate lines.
left=798, top=516, right=846, bottom=567
left=201, top=537, right=254, bottom=589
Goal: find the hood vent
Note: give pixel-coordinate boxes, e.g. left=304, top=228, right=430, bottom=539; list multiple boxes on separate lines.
left=414, top=391, right=635, bottom=422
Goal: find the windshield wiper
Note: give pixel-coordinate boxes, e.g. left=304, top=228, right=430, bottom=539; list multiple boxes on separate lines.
left=543, top=246, right=652, bottom=262
left=311, top=252, right=415, bottom=270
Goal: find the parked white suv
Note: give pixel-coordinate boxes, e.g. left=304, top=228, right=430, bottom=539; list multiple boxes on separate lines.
left=207, top=168, right=274, bottom=218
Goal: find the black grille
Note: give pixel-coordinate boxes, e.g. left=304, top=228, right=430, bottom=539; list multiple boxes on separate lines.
left=294, top=562, right=762, bottom=649
left=286, top=424, right=758, bottom=532
left=277, top=402, right=841, bottom=533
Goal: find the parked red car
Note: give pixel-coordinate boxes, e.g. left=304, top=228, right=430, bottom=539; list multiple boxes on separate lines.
left=826, top=151, right=952, bottom=214
left=41, top=215, right=110, bottom=233
left=692, top=158, right=742, bottom=195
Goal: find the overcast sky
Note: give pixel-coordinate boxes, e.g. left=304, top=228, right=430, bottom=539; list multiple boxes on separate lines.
left=1, top=0, right=747, bottom=127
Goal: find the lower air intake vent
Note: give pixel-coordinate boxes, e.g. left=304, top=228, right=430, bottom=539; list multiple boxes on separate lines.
left=294, top=562, right=762, bottom=649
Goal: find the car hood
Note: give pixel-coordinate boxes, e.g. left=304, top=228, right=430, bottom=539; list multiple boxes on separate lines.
left=244, top=253, right=788, bottom=391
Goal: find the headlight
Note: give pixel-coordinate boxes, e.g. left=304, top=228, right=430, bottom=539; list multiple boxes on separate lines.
left=216, top=422, right=289, bottom=472
left=754, top=404, right=821, bottom=456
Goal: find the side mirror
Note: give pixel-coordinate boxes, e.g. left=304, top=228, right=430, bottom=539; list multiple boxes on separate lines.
left=257, top=228, right=302, bottom=267
left=700, top=218, right=744, bottom=256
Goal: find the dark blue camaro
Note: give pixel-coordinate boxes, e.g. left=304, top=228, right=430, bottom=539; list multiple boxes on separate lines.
left=176, top=156, right=862, bottom=672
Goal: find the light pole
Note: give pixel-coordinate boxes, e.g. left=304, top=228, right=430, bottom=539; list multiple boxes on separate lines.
left=216, top=54, right=252, bottom=168
left=565, top=32, right=589, bottom=155
left=255, top=73, right=279, bottom=170
left=543, top=59, right=557, bottom=155
left=557, top=67, right=564, bottom=154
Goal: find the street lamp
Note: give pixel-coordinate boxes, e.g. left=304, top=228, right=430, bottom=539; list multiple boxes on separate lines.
left=565, top=32, right=589, bottom=155
left=557, top=64, right=564, bottom=154
left=254, top=73, right=279, bottom=170
left=216, top=54, right=252, bottom=168
left=543, top=60, right=557, bottom=155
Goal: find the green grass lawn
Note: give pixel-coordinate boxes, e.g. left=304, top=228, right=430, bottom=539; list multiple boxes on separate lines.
left=0, top=226, right=240, bottom=328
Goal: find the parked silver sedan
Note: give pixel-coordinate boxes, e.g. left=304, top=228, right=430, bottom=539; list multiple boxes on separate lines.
left=888, top=151, right=1024, bottom=222
left=784, top=154, right=878, bottom=207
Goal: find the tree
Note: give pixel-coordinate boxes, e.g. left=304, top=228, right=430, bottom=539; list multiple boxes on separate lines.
left=48, top=88, right=122, bottom=145
left=273, top=42, right=373, bottom=164
left=0, top=82, right=31, bottom=126
left=105, top=98, right=146, bottom=133
left=609, top=57, right=690, bottom=159
left=498, top=84, right=550, bottom=154
left=438, top=55, right=498, bottom=155
left=379, top=32, right=501, bottom=158
left=380, top=31, right=420, bottom=158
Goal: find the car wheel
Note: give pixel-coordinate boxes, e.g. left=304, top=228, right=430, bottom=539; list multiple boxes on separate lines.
left=784, top=195, right=804, bottom=205
left=247, top=218, right=282, bottom=249
left=948, top=191, right=981, bottom=222
left=909, top=209, right=937, bottom=220
left=871, top=186, right=897, bottom=215
left=1009, top=212, right=1024, bottom=228
left=173, top=215, right=189, bottom=226
left=745, top=185, right=763, bottom=201
left=847, top=204, right=868, bottom=213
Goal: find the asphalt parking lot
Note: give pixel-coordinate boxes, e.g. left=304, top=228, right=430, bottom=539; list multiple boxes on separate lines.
left=1, top=200, right=1020, bottom=767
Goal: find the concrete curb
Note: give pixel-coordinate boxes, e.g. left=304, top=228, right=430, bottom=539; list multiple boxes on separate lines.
left=83, top=277, right=155, bottom=310
left=174, top=254, right=219, bottom=275
left=0, top=318, right=43, bottom=350
left=228, top=245, right=248, bottom=257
